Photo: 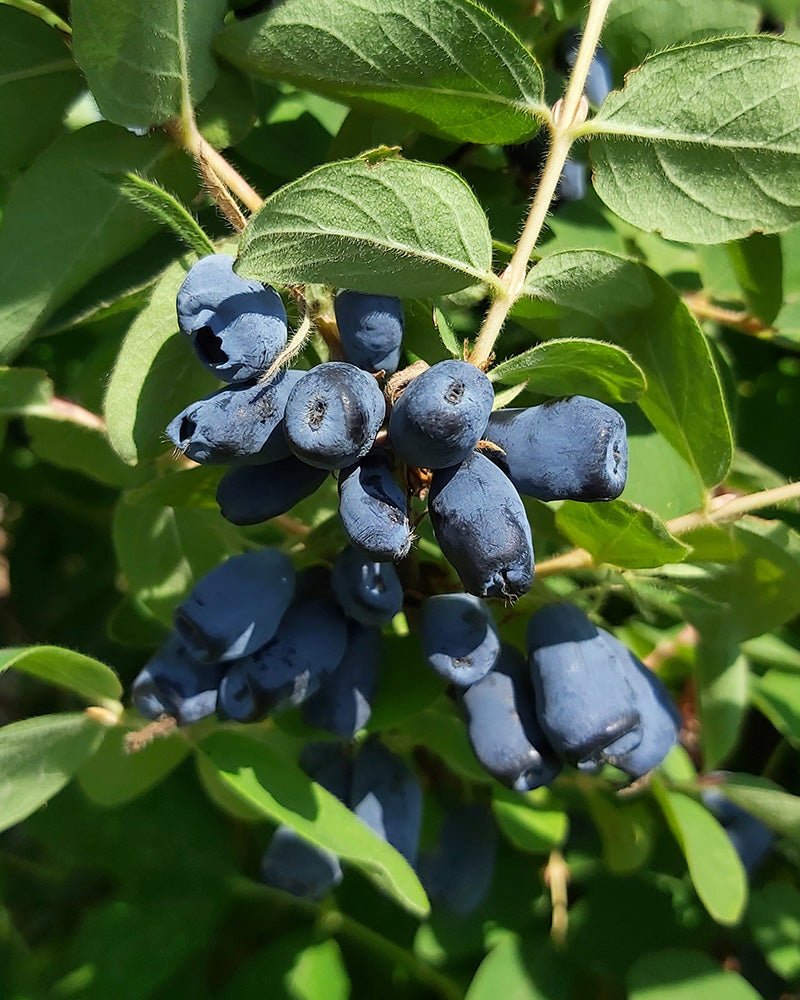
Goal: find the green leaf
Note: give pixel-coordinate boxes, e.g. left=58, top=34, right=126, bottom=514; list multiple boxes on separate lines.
left=603, top=0, right=760, bottom=78
left=719, top=774, right=800, bottom=840
left=584, top=789, right=654, bottom=874
left=394, top=706, right=487, bottom=783
left=0, top=123, right=191, bottom=363
left=628, top=949, right=761, bottom=1000
left=0, top=645, right=122, bottom=704
left=78, top=727, right=189, bottom=806
left=0, top=712, right=106, bottom=833
left=673, top=518, right=800, bottom=642
left=236, top=155, right=495, bottom=297
left=198, top=730, right=429, bottom=916
left=651, top=778, right=747, bottom=925
left=214, top=0, right=545, bottom=144
left=726, top=233, right=783, bottom=325
left=0, top=366, right=52, bottom=416
left=489, top=338, right=646, bottom=403
left=220, top=933, right=350, bottom=1000
left=749, top=882, right=800, bottom=981
left=742, top=631, right=800, bottom=673
left=71, top=0, right=226, bottom=129
left=25, top=413, right=143, bottom=489
left=115, top=173, right=215, bottom=258
left=491, top=786, right=568, bottom=854
left=112, top=496, right=241, bottom=624
left=588, top=37, right=800, bottom=243
left=555, top=499, right=689, bottom=569
left=104, top=257, right=218, bottom=465
left=753, top=670, right=800, bottom=744
left=0, top=6, right=82, bottom=175
left=518, top=250, right=732, bottom=487
left=367, top=634, right=446, bottom=730
left=694, top=638, right=749, bottom=771
left=466, top=936, right=568, bottom=1000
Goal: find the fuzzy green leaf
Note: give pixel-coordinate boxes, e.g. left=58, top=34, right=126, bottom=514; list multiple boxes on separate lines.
left=237, top=155, right=495, bottom=296
left=588, top=37, right=800, bottom=243
left=215, top=0, right=544, bottom=144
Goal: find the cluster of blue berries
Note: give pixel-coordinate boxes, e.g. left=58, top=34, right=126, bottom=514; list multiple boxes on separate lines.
left=424, top=596, right=681, bottom=791
left=132, top=547, right=400, bottom=733
left=166, top=253, right=628, bottom=601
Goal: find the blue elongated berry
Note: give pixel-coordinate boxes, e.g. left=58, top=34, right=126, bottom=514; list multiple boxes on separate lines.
left=527, top=604, right=642, bottom=771
left=283, top=362, right=386, bottom=470
left=216, top=455, right=328, bottom=525
left=419, top=805, right=497, bottom=916
left=176, top=254, right=287, bottom=382
left=421, top=593, right=500, bottom=687
left=701, top=783, right=774, bottom=875
left=260, top=825, right=342, bottom=899
left=388, top=360, right=494, bottom=469
left=330, top=547, right=403, bottom=626
left=217, top=597, right=348, bottom=722
left=132, top=634, right=223, bottom=725
left=173, top=549, right=295, bottom=664
left=557, top=159, right=588, bottom=203
left=334, top=290, right=404, bottom=375
left=595, top=630, right=681, bottom=777
left=350, top=738, right=422, bottom=864
left=485, top=397, right=628, bottom=502
left=462, top=644, right=562, bottom=790
left=338, top=451, right=413, bottom=562
left=303, top=623, right=381, bottom=737
left=166, top=369, right=304, bottom=465
left=560, top=30, right=613, bottom=107
left=429, top=451, right=534, bottom=600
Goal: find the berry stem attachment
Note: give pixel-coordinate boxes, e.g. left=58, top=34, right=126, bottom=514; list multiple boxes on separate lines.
left=469, top=0, right=613, bottom=369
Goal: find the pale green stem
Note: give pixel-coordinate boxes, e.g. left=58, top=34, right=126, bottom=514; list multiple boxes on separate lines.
left=469, top=0, right=613, bottom=367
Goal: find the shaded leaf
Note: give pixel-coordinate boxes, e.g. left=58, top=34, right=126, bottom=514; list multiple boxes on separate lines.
left=115, top=173, right=215, bottom=258
left=694, top=638, right=749, bottom=771
left=720, top=774, right=800, bottom=840
left=492, top=786, right=568, bottom=854
left=71, top=0, right=226, bottom=129
left=220, top=932, right=349, bottom=1000
left=628, top=949, right=761, bottom=1000
left=0, top=124, right=191, bottom=362
left=78, top=727, right=189, bottom=807
left=0, top=6, right=82, bottom=175
left=0, top=713, right=106, bottom=833
left=749, top=882, right=800, bottom=981
left=753, top=670, right=800, bottom=744
left=726, top=233, right=783, bottom=326
left=0, top=366, right=52, bottom=416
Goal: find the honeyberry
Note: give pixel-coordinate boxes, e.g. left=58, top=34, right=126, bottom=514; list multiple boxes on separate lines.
left=334, top=290, right=404, bottom=375
left=283, top=362, right=386, bottom=470
left=132, top=635, right=223, bottom=725
left=338, top=450, right=413, bottom=562
left=419, top=805, right=497, bottom=916
left=330, top=547, right=403, bottom=626
left=166, top=369, right=304, bottom=465
left=388, top=360, right=494, bottom=469
left=485, top=396, right=628, bottom=502
left=173, top=549, right=294, bottom=664
left=429, top=450, right=534, bottom=600
left=216, top=456, right=328, bottom=526
left=303, top=623, right=382, bottom=737
left=462, top=643, right=562, bottom=791
left=351, top=738, right=422, bottom=864
left=421, top=592, right=500, bottom=687
left=176, top=254, right=287, bottom=382
left=527, top=603, right=642, bottom=771
left=260, top=825, right=342, bottom=899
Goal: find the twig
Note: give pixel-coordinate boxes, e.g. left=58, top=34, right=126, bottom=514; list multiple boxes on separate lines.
left=536, top=480, right=800, bottom=578
left=543, top=849, right=570, bottom=948
left=469, top=0, right=613, bottom=367
left=682, top=292, right=772, bottom=337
